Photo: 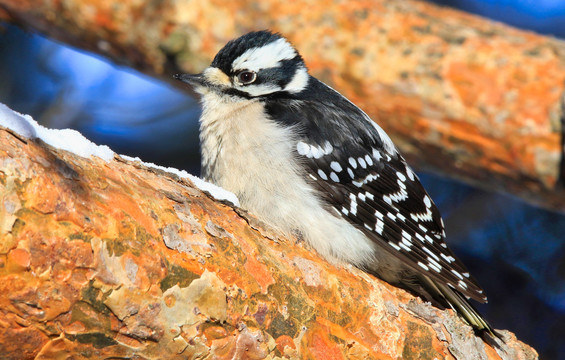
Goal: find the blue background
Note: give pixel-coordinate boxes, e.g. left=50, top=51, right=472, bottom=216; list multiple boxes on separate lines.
left=1, top=0, right=564, bottom=358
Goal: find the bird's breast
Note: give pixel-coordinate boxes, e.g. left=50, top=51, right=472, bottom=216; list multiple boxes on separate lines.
left=198, top=95, right=305, bottom=226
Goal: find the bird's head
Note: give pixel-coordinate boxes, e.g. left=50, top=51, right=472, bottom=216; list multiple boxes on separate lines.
left=174, top=30, right=309, bottom=100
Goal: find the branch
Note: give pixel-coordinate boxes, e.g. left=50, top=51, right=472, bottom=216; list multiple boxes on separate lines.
left=0, top=122, right=538, bottom=358
left=0, top=0, right=564, bottom=213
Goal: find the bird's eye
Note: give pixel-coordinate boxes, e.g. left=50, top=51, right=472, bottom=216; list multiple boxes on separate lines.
left=237, top=71, right=257, bottom=85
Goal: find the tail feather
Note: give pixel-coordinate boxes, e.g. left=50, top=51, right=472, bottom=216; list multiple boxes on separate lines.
left=418, top=275, right=495, bottom=336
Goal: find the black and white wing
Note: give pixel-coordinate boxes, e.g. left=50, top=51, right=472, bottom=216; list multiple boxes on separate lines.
left=301, top=138, right=486, bottom=301
left=267, top=78, right=487, bottom=304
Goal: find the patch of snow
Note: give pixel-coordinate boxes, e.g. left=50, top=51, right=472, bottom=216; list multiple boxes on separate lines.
left=0, top=103, right=37, bottom=139
left=0, top=103, right=114, bottom=161
left=121, top=155, right=239, bottom=206
left=0, top=102, right=239, bottom=206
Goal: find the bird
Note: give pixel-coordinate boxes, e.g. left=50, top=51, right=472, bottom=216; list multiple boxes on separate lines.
left=174, top=30, right=494, bottom=335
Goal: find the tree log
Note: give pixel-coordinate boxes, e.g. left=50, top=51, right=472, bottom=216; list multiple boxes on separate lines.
left=1, top=0, right=564, bottom=212
left=0, top=124, right=538, bottom=358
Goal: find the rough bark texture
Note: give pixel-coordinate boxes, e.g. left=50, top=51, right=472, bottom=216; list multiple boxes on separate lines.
left=1, top=0, right=565, bottom=212
left=0, top=127, right=538, bottom=359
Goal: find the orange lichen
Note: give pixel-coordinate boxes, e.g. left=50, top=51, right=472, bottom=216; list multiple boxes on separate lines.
left=7, top=248, right=30, bottom=271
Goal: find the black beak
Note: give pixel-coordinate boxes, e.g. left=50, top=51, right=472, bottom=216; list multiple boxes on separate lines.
left=174, top=73, right=206, bottom=87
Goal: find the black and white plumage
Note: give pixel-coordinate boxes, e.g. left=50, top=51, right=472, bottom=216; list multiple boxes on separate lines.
left=175, top=30, right=493, bottom=334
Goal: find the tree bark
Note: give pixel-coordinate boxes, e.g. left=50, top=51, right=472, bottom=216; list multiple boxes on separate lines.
left=0, top=125, right=538, bottom=359
left=1, top=0, right=564, bottom=212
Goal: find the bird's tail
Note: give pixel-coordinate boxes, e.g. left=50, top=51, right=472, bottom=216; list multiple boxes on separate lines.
left=418, top=275, right=495, bottom=336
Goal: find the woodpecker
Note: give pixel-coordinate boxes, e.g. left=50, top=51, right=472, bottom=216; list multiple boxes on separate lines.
left=175, top=30, right=493, bottom=334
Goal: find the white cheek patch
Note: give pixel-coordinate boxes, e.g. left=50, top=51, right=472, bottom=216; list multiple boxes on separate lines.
left=237, top=83, right=282, bottom=97
left=285, top=67, right=309, bottom=93
left=232, top=38, right=297, bottom=72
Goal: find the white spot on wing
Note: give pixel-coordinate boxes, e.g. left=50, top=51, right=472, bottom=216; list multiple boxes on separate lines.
left=330, top=172, right=339, bottom=182
left=322, top=141, right=333, bottom=155
left=297, top=141, right=309, bottom=156
left=401, top=230, right=412, bottom=242
left=429, top=262, right=442, bottom=273
left=352, top=173, right=379, bottom=188
left=372, top=148, right=382, bottom=161
left=406, top=167, right=416, bottom=181
left=401, top=237, right=412, bottom=250
left=376, top=219, right=384, bottom=234
left=451, top=270, right=464, bottom=280
left=417, top=262, right=429, bottom=271
left=396, top=171, right=406, bottom=182
left=406, top=166, right=416, bottom=181
left=388, top=188, right=408, bottom=203
left=399, top=242, right=412, bottom=252
left=358, top=157, right=367, bottom=168
left=330, top=161, right=342, bottom=172
left=441, top=253, right=455, bottom=263
left=427, top=257, right=441, bottom=270
left=413, top=208, right=433, bottom=222
left=310, top=145, right=322, bottom=159
left=318, top=169, right=328, bottom=180
left=397, top=179, right=406, bottom=189
left=422, top=246, right=440, bottom=261
left=349, top=194, right=358, bottom=216
left=348, top=157, right=357, bottom=169
left=427, top=257, right=442, bottom=272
